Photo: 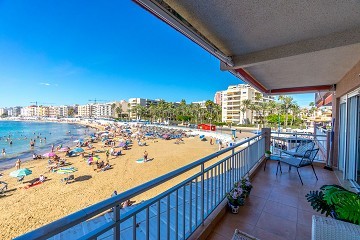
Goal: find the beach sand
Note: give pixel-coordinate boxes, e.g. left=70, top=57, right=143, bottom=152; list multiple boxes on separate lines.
left=0, top=131, right=254, bottom=239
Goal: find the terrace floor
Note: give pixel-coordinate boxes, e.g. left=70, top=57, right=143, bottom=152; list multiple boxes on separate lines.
left=207, top=160, right=339, bottom=240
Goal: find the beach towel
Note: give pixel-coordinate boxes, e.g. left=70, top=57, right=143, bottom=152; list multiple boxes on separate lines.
left=24, top=181, right=43, bottom=189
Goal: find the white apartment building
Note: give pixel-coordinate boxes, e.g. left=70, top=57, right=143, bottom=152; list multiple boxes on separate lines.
left=220, top=84, right=273, bottom=124
left=95, top=103, right=113, bottom=118
left=0, top=108, right=8, bottom=116
left=7, top=107, right=21, bottom=117
left=128, top=98, right=159, bottom=120
left=77, top=104, right=94, bottom=117
left=77, top=103, right=115, bottom=118
left=191, top=100, right=207, bottom=108
left=20, top=106, right=39, bottom=117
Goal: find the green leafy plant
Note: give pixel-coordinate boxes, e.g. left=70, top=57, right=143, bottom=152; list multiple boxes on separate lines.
left=306, top=184, right=360, bottom=225
left=265, top=150, right=271, bottom=154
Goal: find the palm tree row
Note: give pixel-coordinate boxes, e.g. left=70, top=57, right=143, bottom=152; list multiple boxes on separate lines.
left=130, top=99, right=222, bottom=125
left=240, top=94, right=305, bottom=128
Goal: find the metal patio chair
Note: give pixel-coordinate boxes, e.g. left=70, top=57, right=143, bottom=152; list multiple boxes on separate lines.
left=276, top=148, right=319, bottom=185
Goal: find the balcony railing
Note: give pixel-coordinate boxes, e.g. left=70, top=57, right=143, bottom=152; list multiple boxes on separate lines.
left=15, top=134, right=266, bottom=240
left=270, top=132, right=328, bottom=163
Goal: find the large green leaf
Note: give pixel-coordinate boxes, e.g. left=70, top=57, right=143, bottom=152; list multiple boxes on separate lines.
left=305, top=190, right=334, bottom=216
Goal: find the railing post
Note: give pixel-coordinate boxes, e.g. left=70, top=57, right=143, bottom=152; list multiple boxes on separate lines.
left=231, top=148, right=235, bottom=185
left=262, top=128, right=271, bottom=153
left=200, top=163, right=205, bottom=226
left=114, top=204, right=121, bottom=240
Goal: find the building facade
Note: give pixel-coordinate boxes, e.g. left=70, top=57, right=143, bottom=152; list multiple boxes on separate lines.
left=220, top=84, right=272, bottom=124
left=128, top=98, right=160, bottom=120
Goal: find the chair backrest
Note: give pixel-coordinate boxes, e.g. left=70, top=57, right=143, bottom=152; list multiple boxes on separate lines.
left=296, top=141, right=315, bottom=156
left=300, top=148, right=319, bottom=166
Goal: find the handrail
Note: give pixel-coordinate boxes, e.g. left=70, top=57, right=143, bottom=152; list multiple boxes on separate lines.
left=15, top=133, right=263, bottom=240
left=271, top=132, right=325, bottom=137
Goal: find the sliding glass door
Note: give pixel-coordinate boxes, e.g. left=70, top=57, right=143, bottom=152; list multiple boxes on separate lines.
left=338, top=89, right=360, bottom=188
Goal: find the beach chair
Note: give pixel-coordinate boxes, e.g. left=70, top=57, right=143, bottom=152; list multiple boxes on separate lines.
left=60, top=175, right=75, bottom=184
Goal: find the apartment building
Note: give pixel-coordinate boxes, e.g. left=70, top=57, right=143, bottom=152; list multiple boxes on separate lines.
left=7, top=107, right=21, bottom=117
left=20, top=105, right=38, bottom=117
left=128, top=98, right=160, bottom=120
left=95, top=104, right=113, bottom=118
left=77, top=104, right=94, bottom=117
left=220, top=84, right=272, bottom=124
left=0, top=108, right=8, bottom=116
left=191, top=100, right=207, bottom=108
left=111, top=100, right=129, bottom=118
left=213, top=91, right=223, bottom=106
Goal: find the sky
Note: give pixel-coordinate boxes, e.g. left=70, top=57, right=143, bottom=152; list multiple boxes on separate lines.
left=0, top=0, right=314, bottom=108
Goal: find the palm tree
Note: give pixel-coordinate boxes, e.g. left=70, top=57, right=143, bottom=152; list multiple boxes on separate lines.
left=290, top=104, right=300, bottom=126
left=242, top=99, right=251, bottom=124
left=115, top=106, right=122, bottom=119
left=249, top=103, right=257, bottom=124
left=309, top=102, right=316, bottom=117
left=279, top=96, right=294, bottom=127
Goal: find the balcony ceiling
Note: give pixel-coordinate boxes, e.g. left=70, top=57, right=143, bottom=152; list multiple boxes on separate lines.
left=138, top=0, right=360, bottom=94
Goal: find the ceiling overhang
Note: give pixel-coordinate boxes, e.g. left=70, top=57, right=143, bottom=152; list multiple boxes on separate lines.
left=133, top=0, right=360, bottom=95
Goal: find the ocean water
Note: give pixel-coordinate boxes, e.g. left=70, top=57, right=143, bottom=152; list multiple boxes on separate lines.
left=0, top=121, right=91, bottom=170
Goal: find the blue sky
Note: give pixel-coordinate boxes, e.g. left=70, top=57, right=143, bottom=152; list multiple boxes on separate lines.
left=0, top=0, right=314, bottom=108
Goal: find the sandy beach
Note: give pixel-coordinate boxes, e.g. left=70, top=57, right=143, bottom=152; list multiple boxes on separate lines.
left=0, top=124, right=254, bottom=239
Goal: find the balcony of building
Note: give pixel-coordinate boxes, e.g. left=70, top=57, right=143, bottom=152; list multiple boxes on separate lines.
left=207, top=160, right=339, bottom=240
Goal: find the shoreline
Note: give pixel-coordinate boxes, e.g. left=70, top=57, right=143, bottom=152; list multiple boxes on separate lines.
left=0, top=120, right=97, bottom=171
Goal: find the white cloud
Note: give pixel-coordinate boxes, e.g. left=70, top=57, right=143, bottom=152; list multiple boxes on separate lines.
left=39, top=82, right=51, bottom=86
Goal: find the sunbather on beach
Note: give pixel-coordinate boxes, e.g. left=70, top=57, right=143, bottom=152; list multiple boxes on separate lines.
left=15, top=159, right=21, bottom=169
left=143, top=151, right=148, bottom=162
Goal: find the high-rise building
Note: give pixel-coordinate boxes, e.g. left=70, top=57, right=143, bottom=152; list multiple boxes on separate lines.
left=214, top=91, right=223, bottom=106
left=221, top=84, right=273, bottom=124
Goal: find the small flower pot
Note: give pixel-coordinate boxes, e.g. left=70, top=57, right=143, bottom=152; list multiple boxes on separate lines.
left=265, top=153, right=270, bottom=158
left=228, top=202, right=240, bottom=214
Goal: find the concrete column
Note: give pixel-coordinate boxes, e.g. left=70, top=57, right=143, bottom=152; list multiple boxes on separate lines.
left=262, top=128, right=271, bottom=152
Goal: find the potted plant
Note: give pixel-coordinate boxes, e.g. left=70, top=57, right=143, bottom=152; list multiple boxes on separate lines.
left=265, top=150, right=271, bottom=158
left=305, top=184, right=360, bottom=225
left=227, top=187, right=245, bottom=214
left=240, top=177, right=253, bottom=197
left=226, top=177, right=253, bottom=213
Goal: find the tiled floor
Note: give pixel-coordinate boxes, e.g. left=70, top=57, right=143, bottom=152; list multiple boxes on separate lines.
left=207, top=160, right=339, bottom=240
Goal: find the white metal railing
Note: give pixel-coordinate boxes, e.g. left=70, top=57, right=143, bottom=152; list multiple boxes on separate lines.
left=15, top=134, right=265, bottom=240
left=270, top=132, right=329, bottom=162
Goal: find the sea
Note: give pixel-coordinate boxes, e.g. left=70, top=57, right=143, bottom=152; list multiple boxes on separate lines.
left=0, top=121, right=92, bottom=170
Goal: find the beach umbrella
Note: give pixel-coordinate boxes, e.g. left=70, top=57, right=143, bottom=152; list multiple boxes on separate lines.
left=10, top=168, right=32, bottom=178
left=72, top=147, right=84, bottom=153
left=43, top=152, right=57, bottom=158
left=87, top=156, right=100, bottom=164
